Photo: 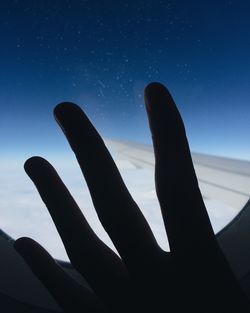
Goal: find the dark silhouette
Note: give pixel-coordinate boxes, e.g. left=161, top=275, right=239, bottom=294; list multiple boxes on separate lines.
left=14, top=83, right=250, bottom=312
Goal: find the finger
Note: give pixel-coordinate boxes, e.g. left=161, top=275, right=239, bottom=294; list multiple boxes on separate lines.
left=14, top=237, right=104, bottom=313
left=144, top=82, right=215, bottom=255
left=24, top=157, right=129, bottom=308
left=54, top=103, right=162, bottom=273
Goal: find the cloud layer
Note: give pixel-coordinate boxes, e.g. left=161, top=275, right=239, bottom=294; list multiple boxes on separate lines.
left=0, top=157, right=238, bottom=261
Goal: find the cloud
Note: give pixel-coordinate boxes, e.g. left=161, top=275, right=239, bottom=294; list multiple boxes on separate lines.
left=0, top=157, right=239, bottom=261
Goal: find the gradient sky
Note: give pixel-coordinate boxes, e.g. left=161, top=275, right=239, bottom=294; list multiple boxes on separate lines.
left=1, top=0, right=250, bottom=162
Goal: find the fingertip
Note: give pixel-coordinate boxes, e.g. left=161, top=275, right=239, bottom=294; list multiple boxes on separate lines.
left=24, top=156, right=49, bottom=175
left=144, top=82, right=172, bottom=112
left=14, top=237, right=52, bottom=260
left=14, top=237, right=36, bottom=255
left=14, top=236, right=32, bottom=246
left=54, top=101, right=76, bottom=115
left=14, top=237, right=57, bottom=274
left=53, top=102, right=82, bottom=124
left=144, top=81, right=167, bottom=94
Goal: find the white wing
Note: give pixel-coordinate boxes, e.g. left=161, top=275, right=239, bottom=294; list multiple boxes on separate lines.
left=105, top=138, right=250, bottom=211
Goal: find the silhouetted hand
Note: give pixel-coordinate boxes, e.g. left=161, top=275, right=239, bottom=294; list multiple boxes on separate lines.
left=14, top=83, right=250, bottom=312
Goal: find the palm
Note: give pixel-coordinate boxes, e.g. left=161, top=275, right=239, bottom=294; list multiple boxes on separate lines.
left=14, top=83, right=249, bottom=312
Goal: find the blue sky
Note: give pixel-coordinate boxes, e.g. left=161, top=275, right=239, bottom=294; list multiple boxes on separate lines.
left=1, top=0, right=250, bottom=161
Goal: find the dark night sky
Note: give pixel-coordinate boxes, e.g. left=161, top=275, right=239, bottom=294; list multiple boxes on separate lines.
left=1, top=0, right=250, bottom=161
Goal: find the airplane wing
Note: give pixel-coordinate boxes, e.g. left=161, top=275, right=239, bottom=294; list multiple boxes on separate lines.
left=0, top=138, right=250, bottom=311
left=104, top=138, right=250, bottom=212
